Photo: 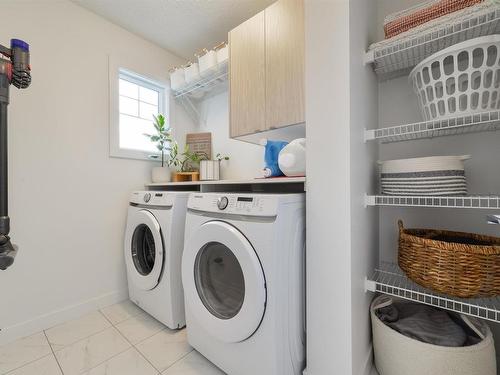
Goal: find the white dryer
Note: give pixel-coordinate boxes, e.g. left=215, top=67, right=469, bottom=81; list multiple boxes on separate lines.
left=182, top=192, right=305, bottom=375
left=125, top=191, right=190, bottom=329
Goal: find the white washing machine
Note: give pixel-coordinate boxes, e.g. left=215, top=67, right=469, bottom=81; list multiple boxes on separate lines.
left=182, top=192, right=306, bottom=375
left=124, top=191, right=191, bottom=329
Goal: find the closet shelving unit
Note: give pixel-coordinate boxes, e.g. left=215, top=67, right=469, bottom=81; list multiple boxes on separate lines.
left=365, top=7, right=500, bottom=78
left=365, top=263, right=500, bottom=324
left=172, top=62, right=228, bottom=123
left=364, top=111, right=500, bottom=143
left=364, top=5, right=500, bottom=323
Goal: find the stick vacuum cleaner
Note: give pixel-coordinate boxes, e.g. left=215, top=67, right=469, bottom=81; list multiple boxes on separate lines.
left=0, top=39, right=31, bottom=270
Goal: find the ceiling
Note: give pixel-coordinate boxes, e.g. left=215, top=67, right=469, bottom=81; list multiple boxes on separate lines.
left=72, top=0, right=275, bottom=59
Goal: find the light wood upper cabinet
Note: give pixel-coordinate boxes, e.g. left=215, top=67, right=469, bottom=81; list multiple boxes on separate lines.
left=229, top=0, right=305, bottom=138
left=265, top=0, right=305, bottom=129
left=229, top=11, right=266, bottom=138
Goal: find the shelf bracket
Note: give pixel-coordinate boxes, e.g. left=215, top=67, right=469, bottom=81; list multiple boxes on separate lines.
left=363, top=50, right=375, bottom=66
left=364, top=128, right=375, bottom=143
left=365, top=277, right=376, bottom=293
left=364, top=194, right=375, bottom=208
left=178, top=96, right=203, bottom=125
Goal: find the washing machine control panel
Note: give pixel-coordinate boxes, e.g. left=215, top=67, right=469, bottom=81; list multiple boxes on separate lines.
left=129, top=191, right=175, bottom=207
left=189, top=194, right=279, bottom=217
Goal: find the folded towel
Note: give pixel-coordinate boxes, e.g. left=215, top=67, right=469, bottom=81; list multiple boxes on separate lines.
left=384, top=0, right=484, bottom=39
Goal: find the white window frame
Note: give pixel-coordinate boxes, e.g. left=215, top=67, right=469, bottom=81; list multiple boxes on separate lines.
left=109, top=61, right=169, bottom=160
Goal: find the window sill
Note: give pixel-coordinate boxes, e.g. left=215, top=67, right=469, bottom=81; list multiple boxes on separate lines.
left=109, top=147, right=160, bottom=161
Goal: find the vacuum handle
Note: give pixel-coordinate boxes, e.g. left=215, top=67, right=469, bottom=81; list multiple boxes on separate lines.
left=0, top=102, right=7, bottom=219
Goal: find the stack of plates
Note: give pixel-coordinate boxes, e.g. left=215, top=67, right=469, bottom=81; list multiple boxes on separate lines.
left=380, top=155, right=470, bottom=196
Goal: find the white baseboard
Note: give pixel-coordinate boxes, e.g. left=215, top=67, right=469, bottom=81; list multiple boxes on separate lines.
left=303, top=345, right=374, bottom=375
left=0, top=289, right=128, bottom=346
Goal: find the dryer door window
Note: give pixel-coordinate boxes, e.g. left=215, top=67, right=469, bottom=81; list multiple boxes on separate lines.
left=124, top=210, right=164, bottom=291
left=195, top=241, right=245, bottom=320
left=131, top=224, right=156, bottom=276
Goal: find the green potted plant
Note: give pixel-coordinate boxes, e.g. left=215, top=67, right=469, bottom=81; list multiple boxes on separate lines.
left=166, top=143, right=229, bottom=182
left=144, top=114, right=173, bottom=183
left=167, top=143, right=203, bottom=182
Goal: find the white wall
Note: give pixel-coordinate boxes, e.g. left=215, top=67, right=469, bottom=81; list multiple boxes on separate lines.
left=196, top=91, right=307, bottom=179
left=0, top=0, right=190, bottom=345
left=197, top=92, right=263, bottom=179
left=349, top=1, right=379, bottom=374
left=305, top=1, right=352, bottom=374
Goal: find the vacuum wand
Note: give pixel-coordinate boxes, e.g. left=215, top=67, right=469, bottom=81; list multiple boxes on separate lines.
left=0, top=39, right=31, bottom=270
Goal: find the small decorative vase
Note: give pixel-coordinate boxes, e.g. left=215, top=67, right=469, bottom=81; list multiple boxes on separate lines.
left=200, top=160, right=220, bottom=181
left=151, top=167, right=170, bottom=183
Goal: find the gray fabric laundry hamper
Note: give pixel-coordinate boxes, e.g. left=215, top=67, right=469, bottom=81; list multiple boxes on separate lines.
left=371, top=295, right=496, bottom=375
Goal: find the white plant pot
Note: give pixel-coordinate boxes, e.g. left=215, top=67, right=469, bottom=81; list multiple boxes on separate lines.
left=152, top=167, right=170, bottom=183
left=200, top=160, right=220, bottom=181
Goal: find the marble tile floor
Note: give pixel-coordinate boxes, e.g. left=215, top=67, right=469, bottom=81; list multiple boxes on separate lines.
left=0, top=300, right=225, bottom=375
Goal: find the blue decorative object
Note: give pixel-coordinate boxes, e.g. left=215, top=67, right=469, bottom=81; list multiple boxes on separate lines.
left=260, top=139, right=289, bottom=177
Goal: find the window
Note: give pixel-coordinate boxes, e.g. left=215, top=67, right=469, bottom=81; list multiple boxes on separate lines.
left=110, top=67, right=167, bottom=159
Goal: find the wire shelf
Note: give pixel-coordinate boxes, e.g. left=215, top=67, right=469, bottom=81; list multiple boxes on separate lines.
left=366, top=194, right=500, bottom=209
left=366, top=262, right=500, bottom=323
left=365, top=8, right=500, bottom=78
left=365, top=111, right=500, bottom=143
left=173, top=62, right=228, bottom=99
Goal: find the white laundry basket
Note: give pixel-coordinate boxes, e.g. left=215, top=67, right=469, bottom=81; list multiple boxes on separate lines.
left=410, top=35, right=500, bottom=120
left=371, top=295, right=497, bottom=375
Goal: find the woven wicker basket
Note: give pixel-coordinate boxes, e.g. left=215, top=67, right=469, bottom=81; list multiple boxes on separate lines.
left=398, top=220, right=500, bottom=298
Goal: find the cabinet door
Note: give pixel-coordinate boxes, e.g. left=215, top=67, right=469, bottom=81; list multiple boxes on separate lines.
left=265, top=0, right=305, bottom=129
left=229, top=11, right=266, bottom=138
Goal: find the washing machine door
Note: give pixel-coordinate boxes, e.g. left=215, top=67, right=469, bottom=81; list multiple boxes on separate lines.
left=125, top=210, right=164, bottom=291
left=183, top=220, right=266, bottom=343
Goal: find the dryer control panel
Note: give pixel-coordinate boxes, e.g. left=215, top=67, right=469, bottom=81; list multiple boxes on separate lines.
left=188, top=193, right=279, bottom=217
